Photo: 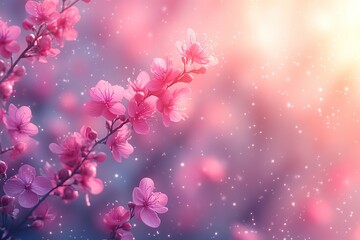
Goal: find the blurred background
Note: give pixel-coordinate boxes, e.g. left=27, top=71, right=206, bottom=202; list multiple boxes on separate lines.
left=1, top=0, right=360, bottom=239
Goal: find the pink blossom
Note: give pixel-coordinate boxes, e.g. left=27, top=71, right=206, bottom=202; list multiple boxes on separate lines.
left=48, top=6, right=80, bottom=47
left=23, top=0, right=59, bottom=28
left=84, top=80, right=125, bottom=120
left=49, top=135, right=82, bottom=170
left=115, top=229, right=134, bottom=240
left=124, top=71, right=150, bottom=103
left=74, top=161, right=104, bottom=206
left=0, top=21, right=21, bottom=58
left=30, top=202, right=55, bottom=229
left=106, top=125, right=134, bottom=163
left=27, top=35, right=60, bottom=63
left=156, top=87, right=191, bottom=127
left=147, top=58, right=180, bottom=95
left=132, top=177, right=168, bottom=228
left=3, top=164, right=52, bottom=208
left=74, top=125, right=97, bottom=149
left=176, top=28, right=218, bottom=66
left=103, top=206, right=130, bottom=230
left=2, top=104, right=39, bottom=140
left=128, top=97, right=156, bottom=135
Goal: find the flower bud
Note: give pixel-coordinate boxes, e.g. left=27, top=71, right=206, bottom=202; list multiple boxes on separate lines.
left=63, top=186, right=79, bottom=201
left=127, top=201, right=135, bottom=209
left=14, top=142, right=27, bottom=154
left=0, top=195, right=15, bottom=214
left=81, top=163, right=96, bottom=177
left=57, top=168, right=70, bottom=182
left=0, top=81, right=13, bottom=100
left=106, top=121, right=111, bottom=131
left=177, top=73, right=193, bottom=83
left=0, top=160, right=8, bottom=179
left=85, top=127, right=97, bottom=141
left=122, top=222, right=132, bottom=231
left=23, top=19, right=35, bottom=31
left=118, top=115, right=126, bottom=122
left=25, top=33, right=36, bottom=44
left=31, top=219, right=45, bottom=229
left=94, top=152, right=106, bottom=162
left=13, top=66, right=26, bottom=77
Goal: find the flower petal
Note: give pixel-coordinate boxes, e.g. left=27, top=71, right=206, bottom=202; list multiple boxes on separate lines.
left=84, top=101, right=104, bottom=117
left=109, top=102, right=125, bottom=116
left=87, top=177, right=104, bottom=195
left=3, top=178, right=24, bottom=197
left=32, top=176, right=52, bottom=195
left=140, top=207, right=161, bottom=228
left=21, top=122, right=39, bottom=136
left=132, top=187, right=145, bottom=205
left=18, top=190, right=39, bottom=208
left=18, top=164, right=35, bottom=184
left=133, top=119, right=149, bottom=135
left=49, top=143, right=63, bottom=154
left=139, top=177, right=155, bottom=197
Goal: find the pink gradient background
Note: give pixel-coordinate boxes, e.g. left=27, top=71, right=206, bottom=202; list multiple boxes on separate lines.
left=1, top=0, right=360, bottom=239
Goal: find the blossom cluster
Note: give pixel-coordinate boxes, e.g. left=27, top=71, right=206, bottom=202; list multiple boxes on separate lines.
left=0, top=0, right=218, bottom=239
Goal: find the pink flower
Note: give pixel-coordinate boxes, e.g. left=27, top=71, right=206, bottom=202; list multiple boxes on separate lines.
left=3, top=164, right=52, bottom=208
left=128, top=97, right=156, bottom=135
left=124, top=71, right=150, bottom=103
left=0, top=21, right=21, bottom=58
left=74, top=125, right=97, bottom=149
left=84, top=80, right=125, bottom=120
left=147, top=58, right=180, bottom=95
left=176, top=28, right=218, bottom=66
left=156, top=87, right=190, bottom=127
left=2, top=104, right=39, bottom=140
left=106, top=125, right=134, bottom=163
left=115, top=229, right=134, bottom=240
left=27, top=35, right=60, bottom=63
left=103, top=206, right=130, bottom=230
left=49, top=135, right=82, bottom=170
left=23, top=0, right=59, bottom=28
left=132, top=177, right=168, bottom=228
left=30, top=202, right=55, bottom=229
left=48, top=6, right=80, bottom=47
left=71, top=161, right=103, bottom=206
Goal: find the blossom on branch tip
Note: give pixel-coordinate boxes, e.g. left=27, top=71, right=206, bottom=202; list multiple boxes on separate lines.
left=24, top=0, right=59, bottom=29
left=125, top=71, right=150, bottom=103
left=48, top=6, right=81, bottom=47
left=176, top=28, right=218, bottom=66
left=3, top=164, right=52, bottom=208
left=132, top=177, right=168, bottom=228
left=84, top=80, right=126, bottom=120
left=2, top=104, right=38, bottom=140
left=0, top=20, right=21, bottom=58
left=147, top=58, right=180, bottom=95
